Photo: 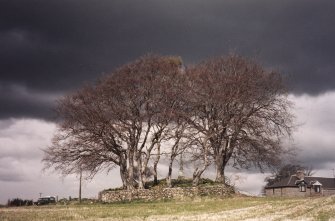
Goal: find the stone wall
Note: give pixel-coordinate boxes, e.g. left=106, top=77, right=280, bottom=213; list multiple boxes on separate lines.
left=99, top=185, right=234, bottom=202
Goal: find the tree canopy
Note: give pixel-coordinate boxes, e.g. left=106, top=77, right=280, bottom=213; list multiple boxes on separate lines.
left=43, top=54, right=294, bottom=189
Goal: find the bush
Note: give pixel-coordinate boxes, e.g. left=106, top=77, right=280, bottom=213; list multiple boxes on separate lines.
left=7, top=198, right=33, bottom=207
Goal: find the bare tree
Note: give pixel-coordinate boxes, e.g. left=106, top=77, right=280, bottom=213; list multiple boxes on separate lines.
left=43, top=54, right=184, bottom=190
left=184, top=55, right=293, bottom=184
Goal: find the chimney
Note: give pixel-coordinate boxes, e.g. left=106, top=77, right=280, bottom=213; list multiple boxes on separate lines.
left=296, top=170, right=305, bottom=180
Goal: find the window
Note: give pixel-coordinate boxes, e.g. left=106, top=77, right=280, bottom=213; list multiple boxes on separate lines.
left=314, top=186, right=320, bottom=193
left=300, top=184, right=306, bottom=192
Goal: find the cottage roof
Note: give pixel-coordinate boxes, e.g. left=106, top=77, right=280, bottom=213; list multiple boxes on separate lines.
left=265, top=175, right=335, bottom=189
left=311, top=181, right=322, bottom=186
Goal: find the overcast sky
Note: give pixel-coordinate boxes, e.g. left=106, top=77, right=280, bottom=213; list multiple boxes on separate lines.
left=1, top=0, right=335, bottom=204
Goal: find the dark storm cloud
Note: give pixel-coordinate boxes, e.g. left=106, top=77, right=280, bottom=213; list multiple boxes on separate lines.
left=0, top=83, right=59, bottom=119
left=1, top=0, right=335, bottom=119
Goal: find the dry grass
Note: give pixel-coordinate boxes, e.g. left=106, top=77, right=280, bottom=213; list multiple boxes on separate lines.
left=1, top=196, right=335, bottom=221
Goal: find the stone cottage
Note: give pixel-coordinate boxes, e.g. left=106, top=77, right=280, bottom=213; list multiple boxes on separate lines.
left=265, top=171, right=335, bottom=197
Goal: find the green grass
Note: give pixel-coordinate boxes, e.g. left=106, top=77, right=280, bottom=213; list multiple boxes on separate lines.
left=1, top=196, right=335, bottom=221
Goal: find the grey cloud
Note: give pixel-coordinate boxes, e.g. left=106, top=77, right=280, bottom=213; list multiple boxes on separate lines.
left=0, top=153, right=34, bottom=185
left=288, top=93, right=335, bottom=170
left=0, top=119, right=56, bottom=160
left=0, top=167, right=26, bottom=182
left=0, top=157, right=31, bottom=183
left=298, top=145, right=335, bottom=171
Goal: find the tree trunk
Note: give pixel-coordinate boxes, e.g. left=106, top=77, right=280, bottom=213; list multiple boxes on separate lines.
left=127, top=150, right=135, bottom=190
left=215, top=155, right=226, bottom=184
left=215, top=166, right=226, bottom=184
left=193, top=138, right=210, bottom=187
left=79, top=169, right=82, bottom=204
left=192, top=167, right=206, bottom=186
left=192, top=175, right=200, bottom=187
left=138, top=147, right=153, bottom=189
left=138, top=166, right=146, bottom=189
left=214, top=139, right=231, bottom=184
left=136, top=151, right=145, bottom=189
left=166, top=156, right=175, bottom=188
left=192, top=158, right=209, bottom=186
left=138, top=175, right=144, bottom=189
left=153, top=144, right=161, bottom=185
left=119, top=154, right=128, bottom=189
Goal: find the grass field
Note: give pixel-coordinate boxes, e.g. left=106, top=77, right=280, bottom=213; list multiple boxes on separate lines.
left=1, top=196, right=335, bottom=221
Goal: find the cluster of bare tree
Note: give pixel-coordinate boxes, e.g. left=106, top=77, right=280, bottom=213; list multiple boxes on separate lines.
left=43, top=54, right=293, bottom=190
